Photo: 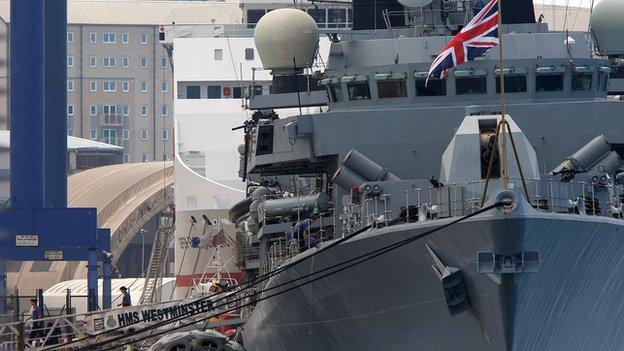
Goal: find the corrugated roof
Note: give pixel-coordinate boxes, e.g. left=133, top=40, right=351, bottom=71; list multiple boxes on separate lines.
left=0, top=0, right=242, bottom=25
left=0, top=130, right=123, bottom=151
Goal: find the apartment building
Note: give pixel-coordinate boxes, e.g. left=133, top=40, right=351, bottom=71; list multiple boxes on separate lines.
left=0, top=0, right=241, bottom=163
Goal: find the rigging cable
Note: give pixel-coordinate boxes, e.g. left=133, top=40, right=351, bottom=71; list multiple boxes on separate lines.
left=62, top=202, right=504, bottom=351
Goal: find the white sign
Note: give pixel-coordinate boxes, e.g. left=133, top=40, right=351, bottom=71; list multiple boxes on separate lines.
left=15, top=234, right=39, bottom=247
left=44, top=250, right=63, bottom=260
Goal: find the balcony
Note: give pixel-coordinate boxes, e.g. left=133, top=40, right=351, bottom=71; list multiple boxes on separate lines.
left=100, top=113, right=123, bottom=126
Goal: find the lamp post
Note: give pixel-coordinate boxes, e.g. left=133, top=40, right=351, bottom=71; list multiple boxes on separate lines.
left=140, top=228, right=147, bottom=277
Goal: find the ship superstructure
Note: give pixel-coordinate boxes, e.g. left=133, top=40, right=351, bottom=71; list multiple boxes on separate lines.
left=226, top=0, right=624, bottom=350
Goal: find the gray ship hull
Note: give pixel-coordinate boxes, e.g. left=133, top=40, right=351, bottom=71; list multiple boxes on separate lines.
left=242, top=202, right=624, bottom=350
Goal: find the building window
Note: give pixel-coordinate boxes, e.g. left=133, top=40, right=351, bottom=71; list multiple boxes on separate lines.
left=140, top=33, right=148, bottom=44
left=89, top=32, right=97, bottom=43
left=161, top=81, right=168, bottom=93
left=122, top=32, right=129, bottom=44
left=347, top=82, right=371, bottom=100
left=67, top=55, right=74, bottom=67
left=207, top=85, right=221, bottom=99
left=123, top=153, right=129, bottom=163
left=141, top=153, right=149, bottom=162
left=90, top=56, right=97, bottom=67
left=247, top=9, right=266, bottom=28
left=122, top=129, right=129, bottom=140
left=90, top=129, right=97, bottom=140
left=140, top=105, right=148, bottom=116
left=377, top=79, right=407, bottom=99
left=252, top=85, right=263, bottom=96
left=186, top=85, right=201, bottom=99
left=90, top=81, right=97, bottom=92
left=140, top=81, right=148, bottom=92
left=328, top=9, right=347, bottom=28
left=161, top=57, right=168, bottom=69
left=233, top=86, right=242, bottom=99
left=572, top=73, right=593, bottom=91
left=161, top=129, right=169, bottom=140
left=67, top=105, right=74, bottom=116
left=103, top=80, right=117, bottom=92
left=122, top=81, right=130, bottom=92
left=67, top=80, right=74, bottom=92
left=122, top=57, right=129, bottom=68
left=103, top=105, right=117, bottom=115
left=103, top=32, right=116, bottom=44
left=141, top=129, right=149, bottom=141
left=496, top=75, right=527, bottom=93
left=162, top=154, right=169, bottom=161
left=140, top=57, right=148, bottom=68
left=30, top=261, right=52, bottom=272
left=103, top=56, right=116, bottom=67
left=161, top=105, right=168, bottom=116
left=245, top=48, right=254, bottom=60
left=308, top=8, right=327, bottom=28
left=67, top=129, right=74, bottom=137
left=90, top=105, right=97, bottom=116
left=67, top=31, right=74, bottom=43
left=415, top=78, right=446, bottom=96
left=536, top=74, right=564, bottom=92
left=122, top=105, right=129, bottom=116
left=456, top=77, right=487, bottom=95
left=214, top=49, right=223, bottom=60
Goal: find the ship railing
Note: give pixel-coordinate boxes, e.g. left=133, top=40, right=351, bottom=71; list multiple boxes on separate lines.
left=344, top=178, right=624, bottom=234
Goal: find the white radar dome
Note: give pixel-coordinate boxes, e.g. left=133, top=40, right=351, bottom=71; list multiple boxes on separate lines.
left=397, top=0, right=432, bottom=8
left=591, top=0, right=624, bottom=56
left=254, top=9, right=319, bottom=74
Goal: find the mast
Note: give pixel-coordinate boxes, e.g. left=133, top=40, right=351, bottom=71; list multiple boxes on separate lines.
left=497, top=0, right=509, bottom=188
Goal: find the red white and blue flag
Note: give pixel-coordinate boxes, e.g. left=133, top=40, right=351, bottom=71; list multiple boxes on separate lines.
left=427, top=0, right=499, bottom=81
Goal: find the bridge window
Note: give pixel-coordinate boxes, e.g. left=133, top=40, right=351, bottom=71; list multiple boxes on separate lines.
left=496, top=75, right=527, bottom=93
left=186, top=86, right=200, bottom=99
left=328, top=9, right=347, bottom=28
left=347, top=82, right=371, bottom=100
left=329, top=84, right=343, bottom=102
left=415, top=78, right=446, bottom=96
left=377, top=79, right=407, bottom=99
left=456, top=77, right=487, bottom=95
left=572, top=73, right=593, bottom=91
left=536, top=74, right=563, bottom=92
left=308, top=8, right=327, bottom=28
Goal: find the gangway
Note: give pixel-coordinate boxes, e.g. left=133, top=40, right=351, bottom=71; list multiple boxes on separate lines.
left=0, top=291, right=245, bottom=350
left=139, top=213, right=175, bottom=304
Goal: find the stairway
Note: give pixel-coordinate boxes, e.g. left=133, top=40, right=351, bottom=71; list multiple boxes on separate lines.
left=139, top=213, right=175, bottom=304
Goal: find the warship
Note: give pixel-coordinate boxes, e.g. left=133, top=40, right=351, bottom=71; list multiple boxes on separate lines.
left=228, top=0, right=624, bottom=350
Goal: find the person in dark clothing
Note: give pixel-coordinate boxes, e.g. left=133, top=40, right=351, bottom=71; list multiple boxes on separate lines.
left=46, top=321, right=61, bottom=345
left=118, top=286, right=132, bottom=307
left=30, top=299, right=44, bottom=339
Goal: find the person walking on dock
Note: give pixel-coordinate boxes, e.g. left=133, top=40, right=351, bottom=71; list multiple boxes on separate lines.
left=118, top=286, right=132, bottom=307
left=30, top=299, right=44, bottom=339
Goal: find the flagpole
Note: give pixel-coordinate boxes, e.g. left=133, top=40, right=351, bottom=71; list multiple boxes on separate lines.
left=496, top=0, right=509, bottom=189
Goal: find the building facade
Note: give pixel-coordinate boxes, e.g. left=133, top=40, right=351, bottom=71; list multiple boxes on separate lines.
left=66, top=24, right=174, bottom=163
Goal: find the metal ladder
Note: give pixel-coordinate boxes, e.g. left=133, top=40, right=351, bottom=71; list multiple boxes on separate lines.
left=139, top=213, right=175, bottom=304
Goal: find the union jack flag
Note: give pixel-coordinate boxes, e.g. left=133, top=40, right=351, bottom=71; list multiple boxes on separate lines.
left=427, top=0, right=499, bottom=81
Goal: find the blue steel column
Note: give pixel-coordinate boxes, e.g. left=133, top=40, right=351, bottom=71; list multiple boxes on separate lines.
left=44, top=0, right=68, bottom=208
left=10, top=0, right=45, bottom=208
left=102, top=255, right=112, bottom=309
left=87, top=249, right=99, bottom=311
